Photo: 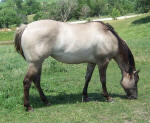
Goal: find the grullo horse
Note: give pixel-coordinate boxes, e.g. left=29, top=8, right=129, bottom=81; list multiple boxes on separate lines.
left=14, top=20, right=139, bottom=111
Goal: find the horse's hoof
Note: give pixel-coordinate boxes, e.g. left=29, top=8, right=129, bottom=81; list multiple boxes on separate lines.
left=45, top=102, right=51, bottom=106
left=82, top=97, right=90, bottom=102
left=107, top=97, right=114, bottom=103
left=26, top=106, right=34, bottom=112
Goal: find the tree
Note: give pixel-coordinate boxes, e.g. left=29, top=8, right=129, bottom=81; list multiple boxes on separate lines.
left=23, top=0, right=41, bottom=15
left=14, top=0, right=23, bottom=9
left=79, top=4, right=91, bottom=18
left=59, top=0, right=78, bottom=21
left=0, top=8, right=21, bottom=28
left=34, top=0, right=78, bottom=22
left=111, top=8, right=120, bottom=20
left=0, top=0, right=22, bottom=27
left=13, top=0, right=27, bottom=24
left=87, top=0, right=107, bottom=16
left=136, top=0, right=150, bottom=13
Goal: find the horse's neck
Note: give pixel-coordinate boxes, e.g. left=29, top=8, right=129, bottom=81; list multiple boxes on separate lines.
left=114, top=40, right=135, bottom=75
left=106, top=25, right=135, bottom=75
left=115, top=54, right=130, bottom=74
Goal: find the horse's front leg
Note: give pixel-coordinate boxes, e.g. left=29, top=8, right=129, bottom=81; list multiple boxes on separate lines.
left=98, top=62, right=113, bottom=102
left=82, top=63, right=96, bottom=102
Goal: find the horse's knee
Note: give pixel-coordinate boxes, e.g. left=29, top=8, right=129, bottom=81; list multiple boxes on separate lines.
left=23, top=78, right=29, bottom=86
left=100, top=77, right=106, bottom=84
left=23, top=75, right=32, bottom=89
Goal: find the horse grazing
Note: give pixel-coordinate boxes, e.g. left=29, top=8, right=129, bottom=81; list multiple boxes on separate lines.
left=14, top=20, right=139, bottom=111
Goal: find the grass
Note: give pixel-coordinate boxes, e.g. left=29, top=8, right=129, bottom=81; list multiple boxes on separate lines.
left=0, top=14, right=150, bottom=123
left=0, top=31, right=15, bottom=41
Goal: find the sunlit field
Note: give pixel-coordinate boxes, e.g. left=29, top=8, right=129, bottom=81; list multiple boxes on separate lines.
left=0, top=14, right=150, bottom=123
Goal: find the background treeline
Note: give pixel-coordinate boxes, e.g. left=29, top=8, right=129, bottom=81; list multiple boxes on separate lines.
left=0, top=0, right=149, bottom=28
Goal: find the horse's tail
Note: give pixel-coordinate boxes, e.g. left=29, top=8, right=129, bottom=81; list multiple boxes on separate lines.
left=14, top=24, right=27, bottom=59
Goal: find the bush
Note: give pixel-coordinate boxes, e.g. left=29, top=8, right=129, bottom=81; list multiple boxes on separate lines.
left=34, top=0, right=78, bottom=22
left=0, top=8, right=21, bottom=28
left=23, top=0, right=42, bottom=15
left=33, top=11, right=43, bottom=21
left=111, top=8, right=120, bottom=20
left=136, top=0, right=150, bottom=13
left=79, top=4, right=91, bottom=19
left=108, top=0, right=136, bottom=16
left=87, top=0, right=108, bottom=16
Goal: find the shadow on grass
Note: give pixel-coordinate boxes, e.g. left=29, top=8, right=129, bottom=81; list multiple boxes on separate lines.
left=30, top=92, right=127, bottom=109
left=132, top=15, right=150, bottom=24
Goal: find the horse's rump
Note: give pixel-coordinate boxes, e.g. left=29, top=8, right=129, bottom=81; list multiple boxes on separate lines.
left=14, top=24, right=27, bottom=59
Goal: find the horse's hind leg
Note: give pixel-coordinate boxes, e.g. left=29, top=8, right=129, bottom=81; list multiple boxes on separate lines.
left=98, top=62, right=113, bottom=102
left=23, top=63, right=37, bottom=111
left=23, top=63, right=46, bottom=111
left=82, top=63, right=96, bottom=102
left=32, top=65, right=50, bottom=106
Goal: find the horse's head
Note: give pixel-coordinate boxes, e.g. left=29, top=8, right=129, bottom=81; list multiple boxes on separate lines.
left=121, top=70, right=139, bottom=99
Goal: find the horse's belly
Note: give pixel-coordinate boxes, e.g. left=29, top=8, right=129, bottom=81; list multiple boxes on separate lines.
left=51, top=50, right=96, bottom=64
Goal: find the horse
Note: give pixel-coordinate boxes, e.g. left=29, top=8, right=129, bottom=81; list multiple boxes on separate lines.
left=14, top=20, right=139, bottom=111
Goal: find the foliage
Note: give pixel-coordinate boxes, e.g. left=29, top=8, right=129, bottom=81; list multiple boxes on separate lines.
left=0, top=0, right=41, bottom=27
left=33, top=11, right=43, bottom=21
left=87, top=0, right=108, bottom=16
left=0, top=8, right=21, bottom=28
left=58, top=0, right=78, bottom=21
left=0, top=0, right=148, bottom=27
left=111, top=8, right=120, bottom=20
left=136, top=0, right=150, bottom=13
left=34, top=0, right=78, bottom=22
left=34, top=0, right=139, bottom=21
left=23, top=0, right=41, bottom=15
left=79, top=4, right=91, bottom=18
left=107, top=0, right=136, bottom=15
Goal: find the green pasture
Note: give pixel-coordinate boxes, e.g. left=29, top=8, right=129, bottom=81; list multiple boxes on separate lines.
left=0, top=31, right=15, bottom=41
left=0, top=14, right=150, bottom=123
